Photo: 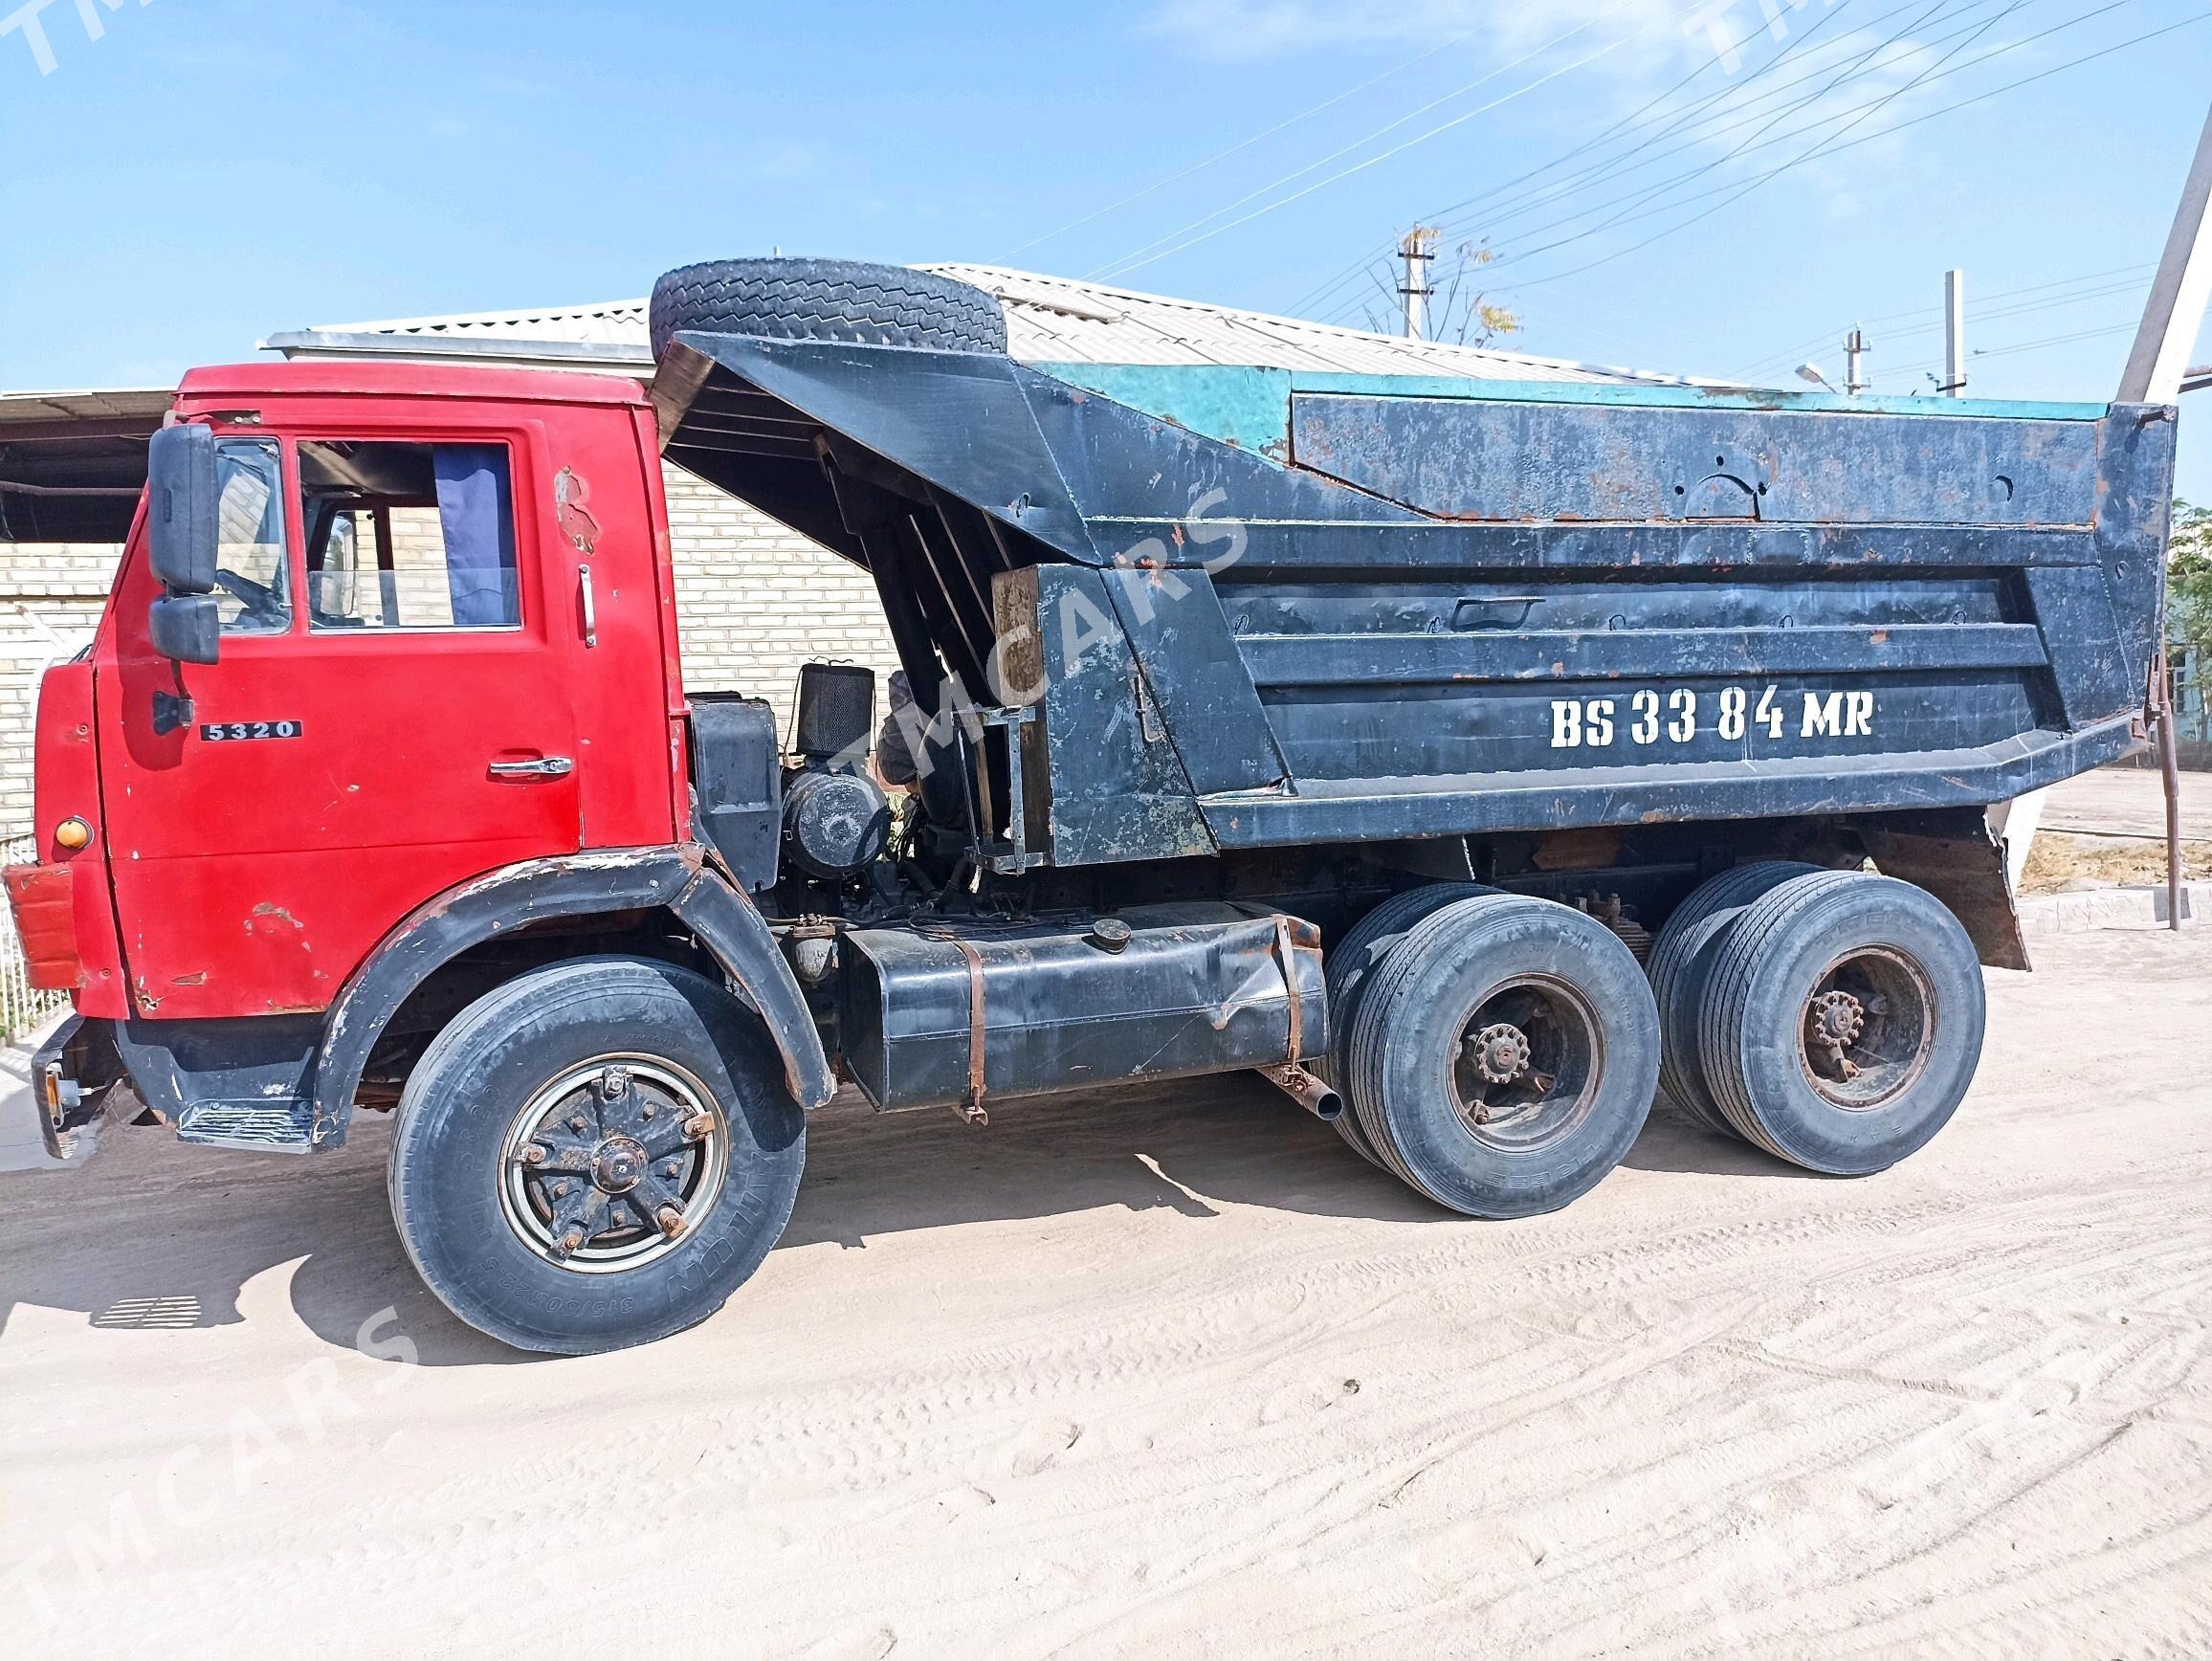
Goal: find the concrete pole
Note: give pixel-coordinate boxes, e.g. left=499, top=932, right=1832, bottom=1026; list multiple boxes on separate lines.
left=1845, top=326, right=1868, bottom=395
left=1399, top=228, right=1434, bottom=342
left=2118, top=100, right=2212, bottom=406
left=1942, top=270, right=1966, bottom=397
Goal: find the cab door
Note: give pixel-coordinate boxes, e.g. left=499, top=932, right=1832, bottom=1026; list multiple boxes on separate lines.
left=96, top=418, right=584, bottom=1019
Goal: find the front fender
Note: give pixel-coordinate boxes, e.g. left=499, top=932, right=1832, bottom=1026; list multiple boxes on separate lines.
left=311, top=846, right=832, bottom=1147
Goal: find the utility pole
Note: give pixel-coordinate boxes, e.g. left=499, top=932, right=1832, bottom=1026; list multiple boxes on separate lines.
left=1939, top=269, right=1966, bottom=396
left=1398, top=227, right=1436, bottom=341
left=1844, top=326, right=1869, bottom=395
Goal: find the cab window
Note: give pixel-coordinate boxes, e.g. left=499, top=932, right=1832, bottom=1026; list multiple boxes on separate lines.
left=214, top=440, right=292, bottom=634
left=299, top=441, right=520, bottom=631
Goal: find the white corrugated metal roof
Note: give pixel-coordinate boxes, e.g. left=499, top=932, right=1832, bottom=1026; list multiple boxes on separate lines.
left=311, top=299, right=650, bottom=348
left=282, top=265, right=1696, bottom=385
left=932, top=265, right=1692, bottom=384
left=0, top=388, right=174, bottom=424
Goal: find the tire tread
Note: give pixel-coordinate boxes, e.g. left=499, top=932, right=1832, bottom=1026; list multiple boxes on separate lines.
left=650, top=258, right=1006, bottom=360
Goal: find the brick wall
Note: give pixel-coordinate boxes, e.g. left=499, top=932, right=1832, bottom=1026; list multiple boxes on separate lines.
left=0, top=467, right=901, bottom=838
left=660, top=467, right=901, bottom=737
left=0, top=543, right=116, bottom=839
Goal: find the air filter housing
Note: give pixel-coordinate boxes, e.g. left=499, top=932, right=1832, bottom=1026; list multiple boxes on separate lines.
left=794, top=662, right=874, bottom=764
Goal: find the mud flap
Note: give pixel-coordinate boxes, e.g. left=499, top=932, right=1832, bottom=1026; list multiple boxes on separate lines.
left=1858, top=808, right=2031, bottom=971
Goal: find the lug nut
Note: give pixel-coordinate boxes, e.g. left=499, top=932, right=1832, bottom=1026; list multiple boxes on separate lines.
left=552, top=1182, right=570, bottom=1199
left=655, top=1204, right=685, bottom=1238
left=662, top=1162, right=679, bottom=1179
left=568, top=1114, right=588, bottom=1133
left=682, top=1113, right=715, bottom=1141
left=522, top=1144, right=546, bottom=1166
left=641, top=1102, right=656, bottom=1119
left=561, top=1227, right=585, bottom=1253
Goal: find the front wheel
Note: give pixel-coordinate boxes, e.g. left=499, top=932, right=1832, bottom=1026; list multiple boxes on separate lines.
left=387, top=957, right=805, bottom=1355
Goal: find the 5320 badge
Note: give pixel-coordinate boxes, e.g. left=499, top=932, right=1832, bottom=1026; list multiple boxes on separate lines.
left=201, top=721, right=305, bottom=742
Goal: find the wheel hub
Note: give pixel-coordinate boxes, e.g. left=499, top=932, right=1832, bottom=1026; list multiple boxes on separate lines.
left=1804, top=989, right=1867, bottom=1079
left=1469, top=1023, right=1533, bottom=1085
left=591, top=1135, right=649, bottom=1195
left=498, top=1058, right=727, bottom=1274
left=1448, top=977, right=1592, bottom=1148
left=1796, top=945, right=1932, bottom=1111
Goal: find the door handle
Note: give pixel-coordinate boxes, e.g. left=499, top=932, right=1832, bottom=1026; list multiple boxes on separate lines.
left=489, top=757, right=574, bottom=780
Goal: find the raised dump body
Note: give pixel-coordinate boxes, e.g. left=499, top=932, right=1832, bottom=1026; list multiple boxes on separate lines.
left=655, top=338, right=2176, bottom=872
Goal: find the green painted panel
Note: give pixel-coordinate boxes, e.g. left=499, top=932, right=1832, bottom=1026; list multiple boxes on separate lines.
left=1032, top=360, right=2111, bottom=432
left=1032, top=363, right=1292, bottom=458
left=1286, top=372, right=2111, bottom=423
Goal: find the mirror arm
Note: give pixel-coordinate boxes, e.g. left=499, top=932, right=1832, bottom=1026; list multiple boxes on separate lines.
left=152, top=689, right=194, bottom=737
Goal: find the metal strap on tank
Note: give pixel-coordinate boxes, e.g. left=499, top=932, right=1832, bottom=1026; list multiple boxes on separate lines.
left=951, top=935, right=988, bottom=1124
left=1272, top=913, right=1304, bottom=1063
left=917, top=919, right=991, bottom=1125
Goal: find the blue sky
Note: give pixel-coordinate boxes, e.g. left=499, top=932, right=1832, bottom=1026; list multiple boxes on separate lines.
left=2, top=0, right=2207, bottom=494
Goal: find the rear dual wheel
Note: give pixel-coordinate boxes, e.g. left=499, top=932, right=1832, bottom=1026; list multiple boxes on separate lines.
left=1646, top=861, right=1819, bottom=1134
left=1652, top=866, right=1985, bottom=1175
left=1342, top=894, right=1661, bottom=1218
left=1316, top=883, right=1488, bottom=1168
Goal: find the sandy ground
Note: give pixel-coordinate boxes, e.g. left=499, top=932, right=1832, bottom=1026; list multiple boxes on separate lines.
left=2021, top=766, right=2212, bottom=895
left=2040, top=764, right=2212, bottom=842
left=3, top=926, right=2210, bottom=1658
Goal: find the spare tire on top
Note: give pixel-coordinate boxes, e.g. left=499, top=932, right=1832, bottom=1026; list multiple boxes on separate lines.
left=649, top=257, right=1007, bottom=361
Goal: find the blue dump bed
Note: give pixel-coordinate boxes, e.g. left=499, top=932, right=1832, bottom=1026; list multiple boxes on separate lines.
left=655, top=338, right=2177, bottom=870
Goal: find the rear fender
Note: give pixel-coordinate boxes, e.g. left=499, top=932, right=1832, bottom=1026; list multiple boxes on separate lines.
left=311, top=846, right=831, bottom=1148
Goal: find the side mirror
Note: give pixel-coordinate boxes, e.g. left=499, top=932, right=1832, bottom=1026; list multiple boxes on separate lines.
left=146, top=424, right=218, bottom=595
left=148, top=594, right=220, bottom=666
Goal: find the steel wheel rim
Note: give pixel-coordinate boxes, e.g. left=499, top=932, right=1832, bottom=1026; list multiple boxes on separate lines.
left=1443, top=973, right=1604, bottom=1155
left=1796, top=945, right=1937, bottom=1112
left=498, top=1054, right=728, bottom=1275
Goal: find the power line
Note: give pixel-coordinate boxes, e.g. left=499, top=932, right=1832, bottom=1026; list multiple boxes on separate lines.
left=1730, top=259, right=2157, bottom=380
left=989, top=23, right=1489, bottom=263
left=1731, top=265, right=2156, bottom=381
left=1888, top=316, right=2141, bottom=378
left=1312, top=0, right=2044, bottom=329
left=1317, top=0, right=2132, bottom=331
left=1470, top=0, right=2032, bottom=289
left=1084, top=7, right=1639, bottom=282
left=1090, top=5, right=1674, bottom=282
left=1284, top=0, right=1865, bottom=319
left=1481, top=2, right=2202, bottom=299
left=1412, top=0, right=1995, bottom=308
left=1290, top=0, right=1893, bottom=322
left=1420, top=0, right=1972, bottom=252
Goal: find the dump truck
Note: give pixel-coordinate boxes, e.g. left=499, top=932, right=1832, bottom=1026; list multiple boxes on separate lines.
left=4, top=258, right=2179, bottom=1354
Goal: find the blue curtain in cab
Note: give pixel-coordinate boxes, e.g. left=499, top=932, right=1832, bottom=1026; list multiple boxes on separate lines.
left=433, top=446, right=518, bottom=627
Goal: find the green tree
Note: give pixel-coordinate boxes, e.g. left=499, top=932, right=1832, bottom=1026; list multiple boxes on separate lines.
left=2171, top=499, right=2212, bottom=660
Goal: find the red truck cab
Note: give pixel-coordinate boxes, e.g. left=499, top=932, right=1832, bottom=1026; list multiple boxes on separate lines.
left=25, top=362, right=689, bottom=1023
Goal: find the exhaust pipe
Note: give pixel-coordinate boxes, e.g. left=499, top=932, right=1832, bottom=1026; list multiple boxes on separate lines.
left=1258, top=1062, right=1342, bottom=1121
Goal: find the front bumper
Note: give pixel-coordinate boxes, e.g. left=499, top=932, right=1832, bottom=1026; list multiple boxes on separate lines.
left=29, top=1015, right=118, bottom=1161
